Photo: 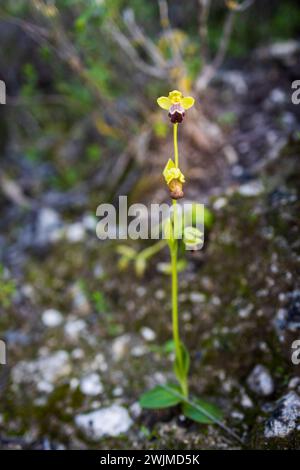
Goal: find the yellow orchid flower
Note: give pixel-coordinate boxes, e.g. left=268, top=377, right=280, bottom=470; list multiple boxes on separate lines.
left=157, top=90, right=195, bottom=123
left=163, top=158, right=185, bottom=199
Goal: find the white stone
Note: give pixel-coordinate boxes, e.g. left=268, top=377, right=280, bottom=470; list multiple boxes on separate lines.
left=238, top=181, right=264, bottom=197
left=65, top=223, right=85, bottom=242
left=130, top=402, right=142, bottom=418
left=80, top=373, right=103, bottom=396
left=42, top=309, right=63, bottom=327
left=82, top=214, right=97, bottom=231
left=36, top=207, right=62, bottom=244
left=70, top=283, right=90, bottom=315
left=247, top=365, right=274, bottom=396
left=189, top=292, right=206, bottom=303
left=75, top=405, right=132, bottom=439
left=112, top=386, right=123, bottom=397
left=64, top=318, right=86, bottom=340
left=241, top=392, right=253, bottom=409
left=140, top=327, right=156, bottom=342
left=238, top=304, right=253, bottom=319
left=131, top=345, right=147, bottom=357
left=111, top=334, right=132, bottom=361
left=264, top=392, right=300, bottom=438
left=213, top=197, right=227, bottom=211
left=12, top=350, right=71, bottom=392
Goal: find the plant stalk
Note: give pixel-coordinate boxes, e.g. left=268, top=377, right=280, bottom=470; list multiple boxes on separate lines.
left=170, top=123, right=188, bottom=398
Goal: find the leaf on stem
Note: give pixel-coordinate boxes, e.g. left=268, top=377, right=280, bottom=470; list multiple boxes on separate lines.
left=174, top=342, right=190, bottom=382
left=183, top=398, right=223, bottom=424
left=139, top=384, right=182, bottom=409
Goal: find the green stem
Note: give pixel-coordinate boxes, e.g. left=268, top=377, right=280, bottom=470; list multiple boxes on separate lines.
left=173, top=122, right=179, bottom=168
left=170, top=123, right=188, bottom=398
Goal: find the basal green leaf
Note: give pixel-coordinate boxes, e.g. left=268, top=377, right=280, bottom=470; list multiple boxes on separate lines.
left=183, top=398, right=223, bottom=424
left=139, top=384, right=182, bottom=409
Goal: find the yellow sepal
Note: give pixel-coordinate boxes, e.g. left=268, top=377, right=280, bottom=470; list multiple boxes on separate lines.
left=163, top=159, right=185, bottom=185
left=157, top=96, right=171, bottom=110
left=181, top=96, right=195, bottom=110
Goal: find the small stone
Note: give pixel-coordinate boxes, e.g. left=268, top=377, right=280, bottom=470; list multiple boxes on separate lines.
left=70, top=378, right=80, bottom=390
left=111, top=334, right=132, bottom=361
left=71, top=348, right=84, bottom=360
left=65, top=223, right=85, bottom=242
left=112, top=386, right=123, bottom=397
left=75, top=405, right=132, bottom=439
left=131, top=345, right=147, bottom=357
left=12, top=350, right=71, bottom=392
left=231, top=410, right=244, bottom=420
left=136, top=286, right=146, bottom=298
left=35, top=207, right=62, bottom=245
left=241, top=392, right=254, bottom=409
left=238, top=181, right=264, bottom=197
left=80, top=373, right=103, bottom=396
left=155, top=289, right=165, bottom=300
left=189, top=292, right=206, bottom=303
left=238, top=304, right=253, bottom=319
left=213, top=197, right=227, bottom=211
left=70, top=283, right=90, bottom=315
left=82, top=214, right=97, bottom=231
left=64, top=318, right=87, bottom=340
left=90, top=353, right=108, bottom=372
left=42, top=309, right=63, bottom=327
left=264, top=392, right=300, bottom=438
left=288, top=377, right=300, bottom=390
left=93, top=263, right=105, bottom=279
left=130, top=402, right=142, bottom=418
left=247, top=365, right=274, bottom=397
left=140, top=327, right=156, bottom=342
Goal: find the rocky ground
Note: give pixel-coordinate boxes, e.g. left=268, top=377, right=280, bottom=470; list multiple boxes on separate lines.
left=0, top=45, right=300, bottom=449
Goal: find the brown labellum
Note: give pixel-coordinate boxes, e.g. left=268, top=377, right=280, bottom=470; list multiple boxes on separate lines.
left=169, top=179, right=184, bottom=200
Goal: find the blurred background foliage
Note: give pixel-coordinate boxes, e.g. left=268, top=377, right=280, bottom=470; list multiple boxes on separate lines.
left=1, top=0, right=300, bottom=201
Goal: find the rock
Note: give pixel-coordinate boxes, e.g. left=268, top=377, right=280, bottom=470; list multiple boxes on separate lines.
left=70, top=283, right=90, bottom=315
left=111, top=334, right=132, bottom=361
left=218, top=70, right=248, bottom=95
left=154, top=289, right=166, bottom=300
left=238, top=304, right=253, bottom=319
left=112, top=386, right=123, bottom=397
left=238, top=181, right=264, bottom=197
left=12, top=350, right=71, bottom=393
left=247, top=365, right=274, bottom=397
left=65, top=223, right=85, bottom=243
left=189, top=292, right=206, bottom=303
left=80, top=373, right=103, bottom=396
left=213, top=197, right=227, bottom=211
left=131, top=345, right=147, bottom=357
left=288, top=377, right=300, bottom=391
left=42, top=309, right=63, bottom=327
left=82, top=214, right=97, bottom=231
left=140, top=327, right=156, bottom=342
left=35, top=207, right=62, bottom=245
left=241, top=392, right=254, bottom=409
left=264, top=392, right=300, bottom=438
left=75, top=405, right=132, bottom=439
left=256, top=40, right=300, bottom=61
left=64, top=318, right=87, bottom=340
left=130, top=402, right=142, bottom=418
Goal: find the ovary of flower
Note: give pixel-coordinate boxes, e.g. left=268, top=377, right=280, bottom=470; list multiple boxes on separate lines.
left=157, top=90, right=195, bottom=124
left=163, top=159, right=185, bottom=185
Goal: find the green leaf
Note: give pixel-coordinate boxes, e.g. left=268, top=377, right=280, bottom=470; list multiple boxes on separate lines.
left=174, top=343, right=190, bottom=382
left=183, top=399, right=223, bottom=424
left=139, top=384, right=182, bottom=409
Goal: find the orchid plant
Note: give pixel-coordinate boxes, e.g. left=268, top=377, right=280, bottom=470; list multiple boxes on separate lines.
left=138, top=90, right=225, bottom=429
